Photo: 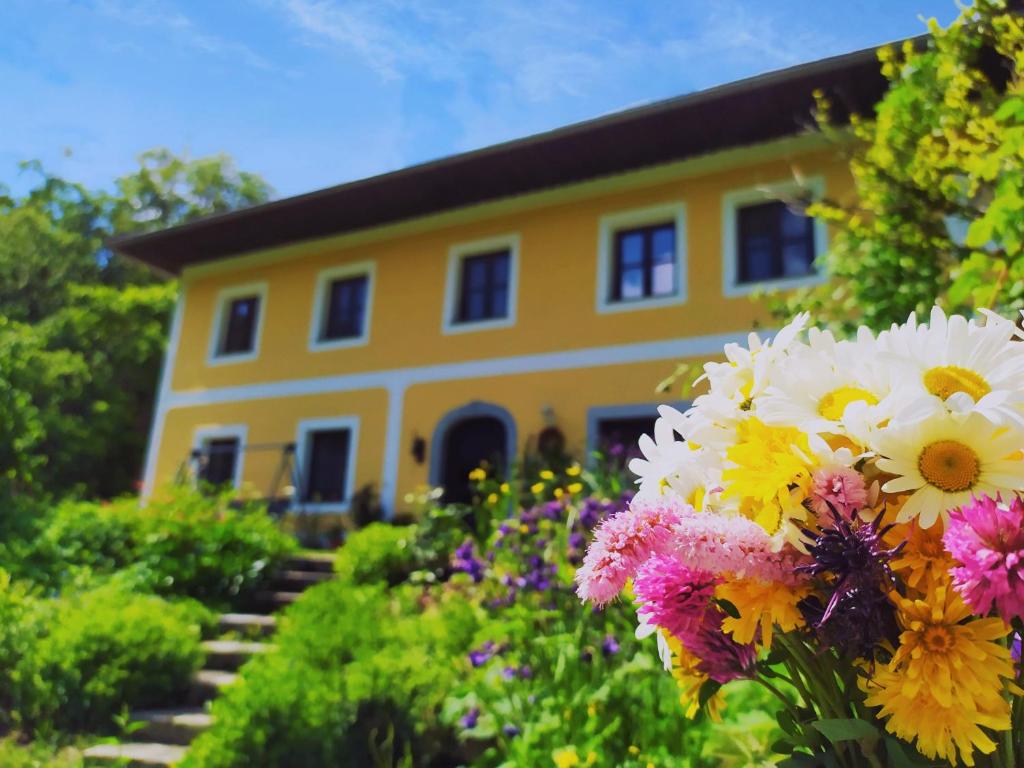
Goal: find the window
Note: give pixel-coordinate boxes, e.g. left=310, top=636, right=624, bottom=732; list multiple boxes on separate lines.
left=736, top=201, right=815, bottom=285
left=456, top=250, right=509, bottom=323
left=443, top=234, right=519, bottom=333
left=294, top=417, right=359, bottom=512
left=208, top=283, right=267, bottom=364
left=192, top=425, right=247, bottom=490
left=722, top=179, right=826, bottom=296
left=585, top=403, right=687, bottom=467
left=309, top=263, right=375, bottom=350
left=596, top=203, right=686, bottom=313
left=200, top=437, right=240, bottom=486
left=611, top=223, right=676, bottom=302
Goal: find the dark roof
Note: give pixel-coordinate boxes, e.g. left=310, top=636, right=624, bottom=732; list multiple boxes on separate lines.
left=115, top=44, right=889, bottom=274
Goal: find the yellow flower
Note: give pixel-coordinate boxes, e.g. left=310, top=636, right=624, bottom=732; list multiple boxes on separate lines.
left=486, top=493, right=498, bottom=504
left=468, top=467, right=487, bottom=482
left=530, top=482, right=545, bottom=494
left=519, top=524, right=530, bottom=534
left=663, top=634, right=723, bottom=721
left=716, top=579, right=808, bottom=649
left=862, top=585, right=1017, bottom=766
left=539, top=469, right=555, bottom=480
left=566, top=464, right=582, bottom=477
left=722, top=418, right=814, bottom=530
left=585, top=753, right=597, bottom=766
left=554, top=488, right=565, bottom=499
left=567, top=482, right=583, bottom=494
left=553, top=748, right=580, bottom=768
left=627, top=745, right=640, bottom=756
left=499, top=482, right=510, bottom=493
left=888, top=520, right=955, bottom=595
left=586, top=702, right=597, bottom=717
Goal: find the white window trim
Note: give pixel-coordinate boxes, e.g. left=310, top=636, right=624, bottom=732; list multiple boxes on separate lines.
left=292, top=416, right=360, bottom=514
left=192, top=424, right=247, bottom=490
left=206, top=282, right=268, bottom=366
left=596, top=202, right=688, bottom=314
left=308, top=261, right=376, bottom=352
left=441, top=233, right=520, bottom=335
left=722, top=177, right=828, bottom=297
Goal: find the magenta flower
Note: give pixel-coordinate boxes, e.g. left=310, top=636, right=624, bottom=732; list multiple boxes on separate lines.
left=808, top=466, right=868, bottom=521
left=686, top=606, right=757, bottom=684
left=633, top=554, right=719, bottom=641
left=575, top=496, right=690, bottom=605
left=670, top=512, right=806, bottom=583
left=944, top=495, right=1024, bottom=625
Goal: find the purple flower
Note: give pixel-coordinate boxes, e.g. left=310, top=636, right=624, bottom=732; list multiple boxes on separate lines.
left=502, top=724, right=521, bottom=738
left=518, top=665, right=532, bottom=679
left=1012, top=634, right=1021, bottom=664
left=453, top=538, right=486, bottom=583
left=542, top=501, right=563, bottom=520
left=468, top=641, right=495, bottom=668
left=601, top=635, right=620, bottom=657
left=580, top=648, right=593, bottom=663
left=460, top=707, right=480, bottom=729
left=501, top=666, right=517, bottom=681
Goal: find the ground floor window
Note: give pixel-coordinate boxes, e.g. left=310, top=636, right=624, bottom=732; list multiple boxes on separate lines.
left=586, top=403, right=687, bottom=465
left=192, top=426, right=247, bottom=490
left=295, top=417, right=359, bottom=511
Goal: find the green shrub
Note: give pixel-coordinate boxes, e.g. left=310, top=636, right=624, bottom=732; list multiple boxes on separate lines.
left=0, top=571, right=41, bottom=733
left=185, top=582, right=480, bottom=768
left=0, top=736, right=83, bottom=768
left=334, top=523, right=420, bottom=586
left=182, top=657, right=355, bottom=768
left=12, top=583, right=208, bottom=734
left=29, top=487, right=294, bottom=604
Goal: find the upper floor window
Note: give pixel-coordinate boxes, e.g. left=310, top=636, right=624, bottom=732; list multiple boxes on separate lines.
left=443, top=235, right=519, bottom=334
left=722, top=179, right=826, bottom=296
left=208, top=283, right=267, bottom=364
left=310, top=262, right=375, bottom=350
left=612, top=223, right=676, bottom=302
left=597, top=203, right=687, bottom=314
left=736, top=201, right=815, bottom=285
left=295, top=417, right=359, bottom=512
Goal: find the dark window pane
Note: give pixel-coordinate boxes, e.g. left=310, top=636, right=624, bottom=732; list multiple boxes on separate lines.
left=455, top=249, right=511, bottom=323
left=737, top=201, right=815, bottom=284
left=322, top=275, right=368, bottom=340
left=200, top=438, right=239, bottom=486
left=303, top=429, right=351, bottom=503
left=596, top=416, right=657, bottom=464
left=651, top=226, right=675, bottom=264
left=611, top=222, right=676, bottom=302
left=220, top=296, right=259, bottom=355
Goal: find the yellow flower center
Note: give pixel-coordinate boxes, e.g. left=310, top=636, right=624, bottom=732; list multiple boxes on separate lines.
left=922, top=626, right=954, bottom=654
left=923, top=365, right=991, bottom=402
left=818, top=386, right=878, bottom=421
left=918, top=440, right=980, bottom=493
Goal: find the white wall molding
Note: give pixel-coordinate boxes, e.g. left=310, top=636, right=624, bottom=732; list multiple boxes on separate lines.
left=140, top=290, right=186, bottom=498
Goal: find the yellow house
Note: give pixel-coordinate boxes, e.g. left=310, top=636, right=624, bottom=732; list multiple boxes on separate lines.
left=116, top=46, right=886, bottom=517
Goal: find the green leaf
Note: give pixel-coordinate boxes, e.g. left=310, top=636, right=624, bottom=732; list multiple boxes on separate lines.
left=811, top=718, right=880, bottom=744
left=716, top=598, right=741, bottom=619
left=697, top=679, right=722, bottom=710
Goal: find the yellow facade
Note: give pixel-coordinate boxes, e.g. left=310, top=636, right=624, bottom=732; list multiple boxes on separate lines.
left=147, top=137, right=854, bottom=514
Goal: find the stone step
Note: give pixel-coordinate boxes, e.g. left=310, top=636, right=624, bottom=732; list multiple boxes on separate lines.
left=272, top=569, right=334, bottom=591
left=253, top=590, right=303, bottom=610
left=131, top=707, right=213, bottom=745
left=83, top=742, right=186, bottom=766
left=188, top=669, right=238, bottom=705
left=282, top=552, right=336, bottom=573
left=218, top=612, right=277, bottom=638
left=202, top=639, right=272, bottom=671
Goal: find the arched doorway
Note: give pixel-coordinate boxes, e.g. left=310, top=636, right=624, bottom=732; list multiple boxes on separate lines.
left=431, top=402, right=516, bottom=504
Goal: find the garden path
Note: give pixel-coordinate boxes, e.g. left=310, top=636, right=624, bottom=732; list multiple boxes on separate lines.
left=82, top=552, right=336, bottom=767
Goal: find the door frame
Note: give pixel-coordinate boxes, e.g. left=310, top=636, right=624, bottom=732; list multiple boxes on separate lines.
left=429, top=401, right=517, bottom=490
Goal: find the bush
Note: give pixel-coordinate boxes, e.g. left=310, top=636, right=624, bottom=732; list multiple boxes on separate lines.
left=185, top=581, right=480, bottom=768
left=10, top=583, right=208, bottom=734
left=334, top=523, right=420, bottom=586
left=29, top=487, right=294, bottom=604
left=0, top=736, right=83, bottom=768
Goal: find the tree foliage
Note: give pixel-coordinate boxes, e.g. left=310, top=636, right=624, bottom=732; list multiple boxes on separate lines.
left=778, top=0, right=1024, bottom=332
left=0, top=149, right=271, bottom=499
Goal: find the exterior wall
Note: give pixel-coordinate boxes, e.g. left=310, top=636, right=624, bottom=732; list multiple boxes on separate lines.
left=145, top=137, right=856, bottom=512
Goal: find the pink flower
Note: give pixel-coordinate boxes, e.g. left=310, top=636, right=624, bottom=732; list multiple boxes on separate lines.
left=809, top=466, right=868, bottom=521
left=944, top=495, right=1024, bottom=624
left=669, top=512, right=805, bottom=584
left=633, top=554, right=719, bottom=641
left=575, top=496, right=690, bottom=605
left=686, top=606, right=757, bottom=684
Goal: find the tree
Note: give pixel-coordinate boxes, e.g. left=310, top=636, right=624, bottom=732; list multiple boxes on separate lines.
left=0, top=149, right=272, bottom=499
left=778, top=0, right=1024, bottom=332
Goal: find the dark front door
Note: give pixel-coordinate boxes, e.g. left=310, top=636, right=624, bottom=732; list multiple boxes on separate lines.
left=440, top=416, right=507, bottom=504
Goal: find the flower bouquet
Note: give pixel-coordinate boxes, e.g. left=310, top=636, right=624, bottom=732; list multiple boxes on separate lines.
left=575, top=308, right=1024, bottom=767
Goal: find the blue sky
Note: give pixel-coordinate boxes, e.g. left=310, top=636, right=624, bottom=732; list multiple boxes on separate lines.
left=3, top=0, right=957, bottom=199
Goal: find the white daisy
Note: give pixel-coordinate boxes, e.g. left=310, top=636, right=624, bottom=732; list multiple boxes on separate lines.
left=873, top=410, right=1024, bottom=529
left=877, top=306, right=1024, bottom=428
left=628, top=416, right=692, bottom=499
